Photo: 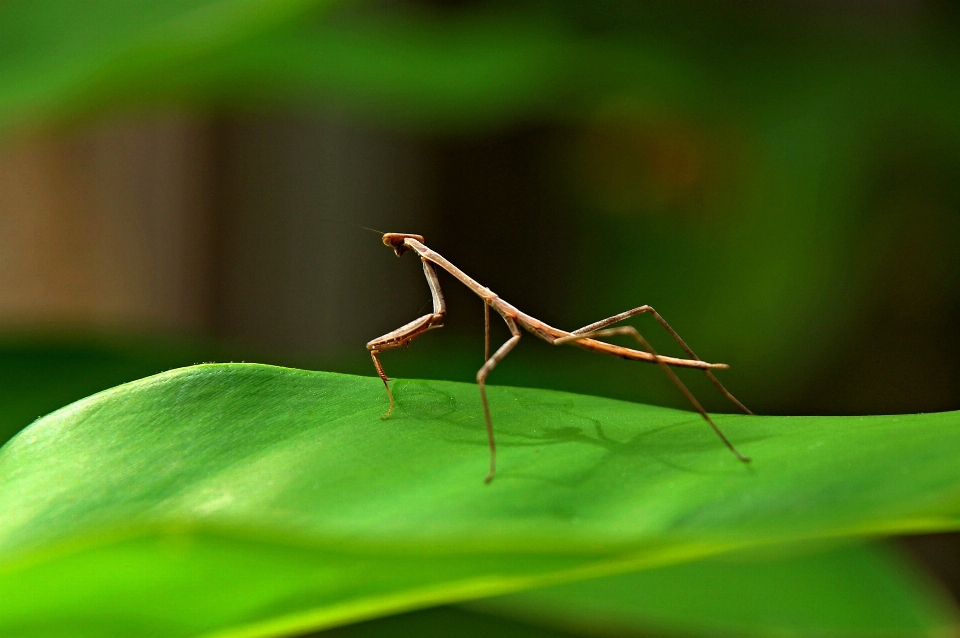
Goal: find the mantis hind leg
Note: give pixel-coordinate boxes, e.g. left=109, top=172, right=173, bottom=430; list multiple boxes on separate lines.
left=571, top=305, right=752, bottom=415
left=557, top=325, right=750, bottom=463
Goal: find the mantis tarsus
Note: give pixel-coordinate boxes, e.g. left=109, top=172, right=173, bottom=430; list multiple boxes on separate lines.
left=367, top=232, right=753, bottom=483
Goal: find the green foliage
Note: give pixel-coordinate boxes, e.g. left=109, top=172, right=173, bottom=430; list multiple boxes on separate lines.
left=319, top=544, right=959, bottom=638
left=0, top=334, right=225, bottom=446
left=2, top=364, right=959, bottom=636
left=5, top=1, right=960, bottom=133
left=0, top=0, right=328, bottom=133
left=475, top=543, right=958, bottom=638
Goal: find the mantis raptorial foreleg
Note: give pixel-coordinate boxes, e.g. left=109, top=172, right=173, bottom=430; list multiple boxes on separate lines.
left=556, top=326, right=750, bottom=462
left=477, top=315, right=521, bottom=483
left=571, top=305, right=752, bottom=416
left=367, top=259, right=446, bottom=417
left=484, top=302, right=491, bottom=362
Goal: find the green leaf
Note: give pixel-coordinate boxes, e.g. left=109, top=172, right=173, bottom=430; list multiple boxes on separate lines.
left=6, top=2, right=960, bottom=137
left=0, top=334, right=226, bottom=447
left=2, top=364, right=960, bottom=636
left=470, top=542, right=959, bottom=638
left=315, top=605, right=582, bottom=638
left=0, top=0, right=330, bottom=134
left=305, top=544, right=959, bottom=638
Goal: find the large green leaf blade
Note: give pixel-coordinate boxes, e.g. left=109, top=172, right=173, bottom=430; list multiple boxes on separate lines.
left=2, top=364, right=960, bottom=636
left=0, top=334, right=228, bottom=447
left=2, top=530, right=603, bottom=638
left=471, top=543, right=959, bottom=638
left=304, top=544, right=960, bottom=638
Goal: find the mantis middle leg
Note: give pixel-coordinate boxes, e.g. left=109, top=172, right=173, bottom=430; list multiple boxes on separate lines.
left=477, top=313, right=521, bottom=483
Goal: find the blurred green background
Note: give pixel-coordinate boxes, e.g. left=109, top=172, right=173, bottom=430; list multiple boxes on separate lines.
left=2, top=0, right=960, bottom=636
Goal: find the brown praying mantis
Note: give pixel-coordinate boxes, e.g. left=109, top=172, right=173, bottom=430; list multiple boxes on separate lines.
left=367, top=232, right=752, bottom=483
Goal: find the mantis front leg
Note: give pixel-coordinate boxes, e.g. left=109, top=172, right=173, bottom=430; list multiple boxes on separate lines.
left=366, top=259, right=446, bottom=417
left=484, top=302, right=491, bottom=362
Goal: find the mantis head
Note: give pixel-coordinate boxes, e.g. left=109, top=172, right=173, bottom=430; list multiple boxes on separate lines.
left=382, top=233, right=424, bottom=257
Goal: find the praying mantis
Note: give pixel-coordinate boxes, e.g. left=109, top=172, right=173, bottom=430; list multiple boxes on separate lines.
left=367, top=232, right=752, bottom=483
